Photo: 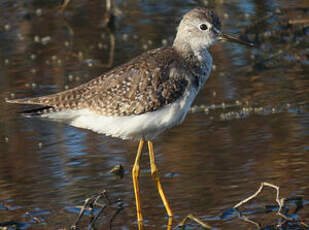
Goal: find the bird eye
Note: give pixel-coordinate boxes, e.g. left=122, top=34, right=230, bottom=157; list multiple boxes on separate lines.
left=199, top=24, right=208, bottom=30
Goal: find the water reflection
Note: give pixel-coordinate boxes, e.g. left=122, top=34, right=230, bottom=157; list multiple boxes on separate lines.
left=0, top=0, right=308, bottom=229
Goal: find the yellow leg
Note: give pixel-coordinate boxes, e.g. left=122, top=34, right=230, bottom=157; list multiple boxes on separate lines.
left=167, top=217, right=173, bottom=230
left=147, top=141, right=173, bottom=217
left=132, top=139, right=145, bottom=224
left=138, top=221, right=144, bottom=230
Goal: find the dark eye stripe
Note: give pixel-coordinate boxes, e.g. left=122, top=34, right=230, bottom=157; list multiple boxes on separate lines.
left=200, top=24, right=208, bottom=30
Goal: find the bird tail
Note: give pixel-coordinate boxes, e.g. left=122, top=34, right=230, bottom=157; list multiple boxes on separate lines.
left=5, top=98, right=55, bottom=117
left=19, top=106, right=55, bottom=117
left=6, top=97, right=44, bottom=105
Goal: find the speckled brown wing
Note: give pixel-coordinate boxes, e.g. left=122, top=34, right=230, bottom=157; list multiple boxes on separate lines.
left=79, top=47, right=189, bottom=116
left=7, top=47, right=189, bottom=116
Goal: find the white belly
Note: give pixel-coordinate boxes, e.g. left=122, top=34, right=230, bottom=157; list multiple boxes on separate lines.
left=41, top=88, right=198, bottom=141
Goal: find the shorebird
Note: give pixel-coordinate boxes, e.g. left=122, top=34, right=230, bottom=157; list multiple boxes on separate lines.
left=6, top=7, right=253, bottom=226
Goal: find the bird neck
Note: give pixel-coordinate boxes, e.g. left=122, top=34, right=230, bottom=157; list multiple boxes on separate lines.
left=172, top=38, right=212, bottom=69
left=173, top=36, right=211, bottom=62
left=172, top=40, right=212, bottom=90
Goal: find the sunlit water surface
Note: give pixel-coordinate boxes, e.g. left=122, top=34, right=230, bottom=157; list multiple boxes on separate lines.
left=0, top=0, right=308, bottom=229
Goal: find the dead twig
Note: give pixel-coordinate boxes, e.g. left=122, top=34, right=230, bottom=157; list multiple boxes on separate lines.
left=234, top=209, right=261, bottom=229
left=233, top=182, right=309, bottom=228
left=109, top=201, right=125, bottom=229
left=176, top=214, right=212, bottom=229
left=234, top=182, right=288, bottom=220
left=288, top=18, right=309, bottom=25
left=70, top=190, right=124, bottom=230
left=58, top=0, right=71, bottom=13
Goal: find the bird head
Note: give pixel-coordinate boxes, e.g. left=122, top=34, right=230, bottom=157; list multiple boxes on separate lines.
left=173, top=8, right=254, bottom=53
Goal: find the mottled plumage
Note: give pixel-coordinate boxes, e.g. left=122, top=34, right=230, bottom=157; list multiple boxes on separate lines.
left=6, top=8, right=224, bottom=140
left=8, top=47, right=201, bottom=116
left=6, top=7, right=253, bottom=223
left=6, top=7, right=252, bottom=141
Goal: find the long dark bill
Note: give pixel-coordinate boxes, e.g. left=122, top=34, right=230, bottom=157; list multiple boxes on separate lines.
left=220, top=33, right=255, bottom=47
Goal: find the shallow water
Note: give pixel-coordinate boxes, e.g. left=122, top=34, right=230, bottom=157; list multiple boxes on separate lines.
left=0, top=0, right=308, bottom=229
